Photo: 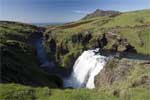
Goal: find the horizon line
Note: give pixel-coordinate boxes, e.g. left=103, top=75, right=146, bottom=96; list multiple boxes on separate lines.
left=1, top=8, right=149, bottom=23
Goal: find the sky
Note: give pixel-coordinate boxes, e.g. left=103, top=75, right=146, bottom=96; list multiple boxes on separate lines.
left=0, top=0, right=150, bottom=23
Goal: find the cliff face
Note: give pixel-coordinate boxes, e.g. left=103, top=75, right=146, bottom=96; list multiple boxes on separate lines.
left=95, top=57, right=150, bottom=96
left=44, top=10, right=150, bottom=70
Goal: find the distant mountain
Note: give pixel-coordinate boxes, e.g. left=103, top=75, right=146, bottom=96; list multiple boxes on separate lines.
left=82, top=9, right=120, bottom=19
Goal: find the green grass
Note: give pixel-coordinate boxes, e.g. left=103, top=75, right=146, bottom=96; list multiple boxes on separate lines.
left=0, top=83, right=118, bottom=100
left=101, top=10, right=150, bottom=28
left=0, top=21, right=41, bottom=42
left=45, top=9, right=150, bottom=55
left=107, top=27, right=150, bottom=55
left=117, top=88, right=150, bottom=100
left=49, top=89, right=117, bottom=100
left=1, top=83, right=150, bottom=100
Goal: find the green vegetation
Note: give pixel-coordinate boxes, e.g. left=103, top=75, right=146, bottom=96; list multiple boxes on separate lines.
left=0, top=21, right=62, bottom=87
left=0, top=59, right=150, bottom=100
left=0, top=21, right=40, bottom=42
left=44, top=10, right=150, bottom=69
left=111, top=60, right=150, bottom=90
left=0, top=83, right=117, bottom=100
left=101, top=10, right=150, bottom=28
left=0, top=83, right=150, bottom=100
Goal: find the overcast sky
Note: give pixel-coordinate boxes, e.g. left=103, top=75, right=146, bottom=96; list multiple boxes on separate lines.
left=0, top=0, right=150, bottom=23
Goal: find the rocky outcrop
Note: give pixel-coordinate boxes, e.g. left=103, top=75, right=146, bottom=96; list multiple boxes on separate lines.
left=71, top=33, right=83, bottom=43
left=95, top=58, right=150, bottom=90
left=91, top=31, right=137, bottom=54
left=97, top=34, right=108, bottom=48
left=49, top=38, right=56, bottom=53
left=82, top=31, right=92, bottom=45
left=96, top=32, right=137, bottom=53
left=71, top=31, right=92, bottom=44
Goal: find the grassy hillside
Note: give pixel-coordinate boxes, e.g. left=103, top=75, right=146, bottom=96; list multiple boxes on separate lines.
left=1, top=79, right=150, bottom=100
left=1, top=83, right=149, bottom=100
left=0, top=21, right=62, bottom=87
left=0, top=21, right=42, bottom=42
left=45, top=9, right=150, bottom=69
left=101, top=10, right=150, bottom=28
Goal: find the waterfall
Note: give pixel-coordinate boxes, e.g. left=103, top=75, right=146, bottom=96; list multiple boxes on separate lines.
left=63, top=49, right=108, bottom=89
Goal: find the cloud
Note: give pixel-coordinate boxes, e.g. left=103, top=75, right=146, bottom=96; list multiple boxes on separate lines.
left=73, top=10, right=90, bottom=14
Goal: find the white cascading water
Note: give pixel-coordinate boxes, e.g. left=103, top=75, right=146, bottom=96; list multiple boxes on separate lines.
left=63, top=49, right=108, bottom=89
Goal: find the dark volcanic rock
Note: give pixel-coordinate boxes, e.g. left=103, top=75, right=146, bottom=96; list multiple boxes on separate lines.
left=49, top=38, right=56, bottom=53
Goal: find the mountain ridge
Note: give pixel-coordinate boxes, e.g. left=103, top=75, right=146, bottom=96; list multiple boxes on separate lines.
left=82, top=9, right=121, bottom=20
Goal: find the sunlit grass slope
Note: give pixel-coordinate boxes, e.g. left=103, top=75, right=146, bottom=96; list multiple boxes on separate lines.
left=46, top=9, right=150, bottom=55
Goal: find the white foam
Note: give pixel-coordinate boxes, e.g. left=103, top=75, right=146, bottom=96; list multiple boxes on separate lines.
left=63, top=49, right=108, bottom=89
